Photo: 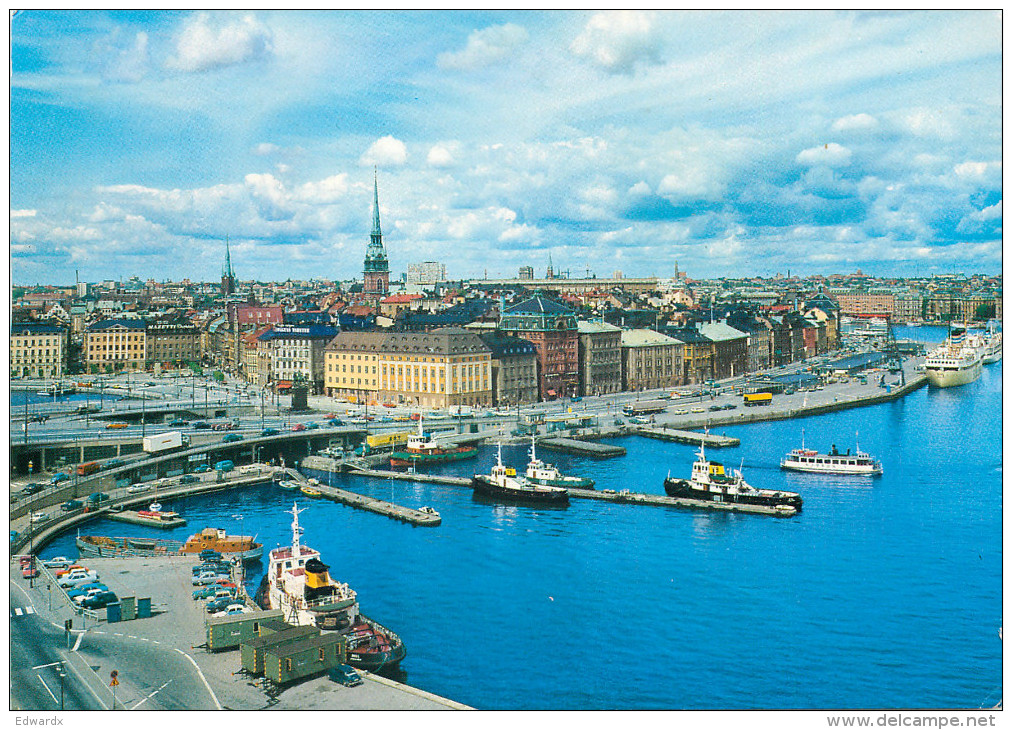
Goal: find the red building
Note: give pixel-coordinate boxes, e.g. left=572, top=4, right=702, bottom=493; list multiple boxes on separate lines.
left=500, top=296, right=579, bottom=400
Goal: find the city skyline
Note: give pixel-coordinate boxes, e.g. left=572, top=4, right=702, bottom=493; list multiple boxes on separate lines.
left=11, top=10, right=1002, bottom=285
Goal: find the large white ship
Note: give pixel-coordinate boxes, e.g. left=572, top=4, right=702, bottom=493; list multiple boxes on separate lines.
left=924, top=328, right=984, bottom=388
left=255, top=502, right=406, bottom=671
left=981, top=322, right=1002, bottom=364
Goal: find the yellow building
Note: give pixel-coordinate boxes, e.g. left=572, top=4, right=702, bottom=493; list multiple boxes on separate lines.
left=325, top=327, right=492, bottom=408
left=10, top=323, right=66, bottom=378
left=85, top=319, right=147, bottom=373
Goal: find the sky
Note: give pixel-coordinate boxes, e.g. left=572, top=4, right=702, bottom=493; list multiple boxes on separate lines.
left=9, top=10, right=1003, bottom=285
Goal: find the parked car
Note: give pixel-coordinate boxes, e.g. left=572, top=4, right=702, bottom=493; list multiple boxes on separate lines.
left=50, top=472, right=70, bottom=484
left=54, top=565, right=85, bottom=577
left=126, top=483, right=151, bottom=494
left=222, top=433, right=243, bottom=443
left=192, top=585, right=220, bottom=600
left=61, top=499, right=84, bottom=512
left=22, top=566, right=39, bottom=580
left=213, top=604, right=250, bottom=617
left=20, top=483, right=44, bottom=496
left=29, top=511, right=51, bottom=524
left=43, top=556, right=73, bottom=569
left=629, top=416, right=650, bottom=425
left=199, top=549, right=223, bottom=561
left=192, top=571, right=219, bottom=586
left=723, top=404, right=738, bottom=410
left=80, top=590, right=118, bottom=609
left=708, top=405, right=723, bottom=412
left=193, top=465, right=211, bottom=473
left=179, top=474, right=199, bottom=484
left=59, top=570, right=101, bottom=589
left=71, top=586, right=107, bottom=604
left=106, top=422, right=129, bottom=429
left=66, top=582, right=107, bottom=601
left=261, top=428, right=279, bottom=437
left=291, top=423, right=306, bottom=432
left=205, top=596, right=236, bottom=613
left=19, top=555, right=35, bottom=568
left=328, top=664, right=363, bottom=687
left=691, top=407, right=706, bottom=414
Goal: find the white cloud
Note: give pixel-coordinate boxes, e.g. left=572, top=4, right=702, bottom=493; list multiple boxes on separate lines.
left=898, top=108, right=956, bottom=139
left=360, top=136, right=408, bottom=167
left=570, top=11, right=662, bottom=74
left=796, top=142, right=852, bottom=168
left=437, top=23, right=528, bottom=71
left=628, top=181, right=651, bottom=196
left=244, top=173, right=293, bottom=221
left=105, top=31, right=150, bottom=83
left=954, top=160, right=1001, bottom=181
left=254, top=143, right=281, bottom=156
left=296, top=174, right=350, bottom=204
left=167, top=13, right=273, bottom=73
left=10, top=209, right=37, bottom=218
left=427, top=145, right=456, bottom=168
left=831, top=113, right=878, bottom=133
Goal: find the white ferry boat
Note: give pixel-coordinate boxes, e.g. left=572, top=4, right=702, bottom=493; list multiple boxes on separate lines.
left=924, top=327, right=984, bottom=388
left=254, top=503, right=406, bottom=671
left=981, top=322, right=1002, bottom=364
left=781, top=432, right=882, bottom=476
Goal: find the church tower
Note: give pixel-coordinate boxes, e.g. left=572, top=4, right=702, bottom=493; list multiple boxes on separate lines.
left=221, top=237, right=237, bottom=296
left=363, top=171, right=390, bottom=297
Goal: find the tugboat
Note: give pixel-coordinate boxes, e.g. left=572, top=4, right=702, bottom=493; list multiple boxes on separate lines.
left=663, top=436, right=802, bottom=511
left=254, top=503, right=406, bottom=672
left=389, top=415, right=479, bottom=467
left=472, top=443, right=569, bottom=505
left=524, top=436, right=595, bottom=489
left=179, top=527, right=263, bottom=562
left=780, top=431, right=882, bottom=475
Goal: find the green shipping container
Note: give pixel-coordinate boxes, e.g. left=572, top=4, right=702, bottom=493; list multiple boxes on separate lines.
left=240, top=624, right=319, bottom=675
left=206, top=609, right=284, bottom=653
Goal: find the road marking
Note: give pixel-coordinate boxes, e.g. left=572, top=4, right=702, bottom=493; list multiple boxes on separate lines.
left=32, top=661, right=63, bottom=670
left=130, top=679, right=172, bottom=710
left=14, top=607, right=23, bottom=616
left=37, top=674, right=58, bottom=704
left=73, top=632, right=84, bottom=651
left=25, top=605, right=35, bottom=614
left=173, top=648, right=222, bottom=710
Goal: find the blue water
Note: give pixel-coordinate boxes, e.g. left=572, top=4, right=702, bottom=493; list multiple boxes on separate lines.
left=39, top=347, right=1001, bottom=710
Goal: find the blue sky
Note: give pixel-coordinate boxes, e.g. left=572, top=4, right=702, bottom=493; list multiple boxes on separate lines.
left=9, top=10, right=1002, bottom=285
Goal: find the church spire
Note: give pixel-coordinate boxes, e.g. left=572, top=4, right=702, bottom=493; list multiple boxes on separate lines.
left=363, top=170, right=390, bottom=296
left=371, top=168, right=382, bottom=239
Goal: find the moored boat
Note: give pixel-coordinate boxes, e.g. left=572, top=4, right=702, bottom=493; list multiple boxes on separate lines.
left=664, top=436, right=802, bottom=511
left=253, top=503, right=406, bottom=672
left=389, top=415, right=478, bottom=467
left=524, top=436, right=595, bottom=489
left=981, top=322, right=1002, bottom=364
left=472, top=443, right=569, bottom=505
left=277, top=479, right=300, bottom=490
left=780, top=431, right=882, bottom=476
left=76, top=527, right=263, bottom=562
left=300, top=485, right=323, bottom=498
left=924, top=327, right=984, bottom=388
left=179, top=527, right=263, bottom=562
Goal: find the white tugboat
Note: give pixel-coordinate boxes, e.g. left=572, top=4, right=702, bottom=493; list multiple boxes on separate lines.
left=524, top=436, right=595, bottom=489
left=254, top=502, right=406, bottom=671
left=781, top=431, right=883, bottom=475
left=664, top=434, right=802, bottom=512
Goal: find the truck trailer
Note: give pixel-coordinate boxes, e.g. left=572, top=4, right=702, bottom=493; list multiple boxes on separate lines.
left=142, top=431, right=190, bottom=454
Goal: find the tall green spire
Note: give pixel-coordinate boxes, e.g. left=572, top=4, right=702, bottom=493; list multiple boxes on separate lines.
left=371, top=169, right=382, bottom=239
left=364, top=169, right=389, bottom=274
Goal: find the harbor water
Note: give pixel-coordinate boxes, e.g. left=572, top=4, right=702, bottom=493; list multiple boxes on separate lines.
left=39, top=332, right=1001, bottom=709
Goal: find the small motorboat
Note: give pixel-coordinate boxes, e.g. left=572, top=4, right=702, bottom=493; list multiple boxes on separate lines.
left=300, top=485, right=322, bottom=498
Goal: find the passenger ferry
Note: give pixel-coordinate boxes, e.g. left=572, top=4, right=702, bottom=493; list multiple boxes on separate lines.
left=254, top=503, right=406, bottom=672
left=781, top=432, right=882, bottom=476
left=981, top=322, right=1002, bottom=364
left=663, top=436, right=802, bottom=512
left=924, top=327, right=984, bottom=388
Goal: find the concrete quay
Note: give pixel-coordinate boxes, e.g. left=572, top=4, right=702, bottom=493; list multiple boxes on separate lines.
left=9, top=556, right=470, bottom=710
left=293, top=459, right=442, bottom=526
left=536, top=437, right=626, bottom=458
left=107, top=509, right=188, bottom=528
left=569, top=487, right=796, bottom=517
left=632, top=428, right=740, bottom=447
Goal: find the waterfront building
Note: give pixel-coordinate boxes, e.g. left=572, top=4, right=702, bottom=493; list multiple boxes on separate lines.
left=893, top=292, right=923, bottom=323
left=724, top=312, right=773, bottom=374
left=407, top=261, right=446, bottom=285
left=500, top=296, right=580, bottom=400
left=663, top=326, right=714, bottom=384
left=363, top=174, right=390, bottom=298
left=145, top=319, right=200, bottom=369
left=518, top=266, right=534, bottom=280
left=10, top=322, right=66, bottom=378
left=85, top=319, right=147, bottom=373
left=258, top=324, right=339, bottom=394
left=836, top=291, right=894, bottom=319
left=325, top=328, right=493, bottom=408
left=478, top=331, right=539, bottom=407
left=698, top=321, right=748, bottom=380
left=620, top=329, right=685, bottom=391
left=577, top=320, right=623, bottom=396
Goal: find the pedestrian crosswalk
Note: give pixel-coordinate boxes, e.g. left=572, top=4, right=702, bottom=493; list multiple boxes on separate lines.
left=10, top=606, right=36, bottom=618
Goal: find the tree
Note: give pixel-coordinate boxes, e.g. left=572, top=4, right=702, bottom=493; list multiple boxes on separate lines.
left=974, top=303, right=996, bottom=322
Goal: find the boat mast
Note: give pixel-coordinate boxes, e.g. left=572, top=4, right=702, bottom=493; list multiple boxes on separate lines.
left=530, top=435, right=537, bottom=463
left=288, top=502, right=307, bottom=559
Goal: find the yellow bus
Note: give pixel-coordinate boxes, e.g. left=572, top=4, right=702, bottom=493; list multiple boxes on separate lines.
left=366, top=431, right=413, bottom=449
